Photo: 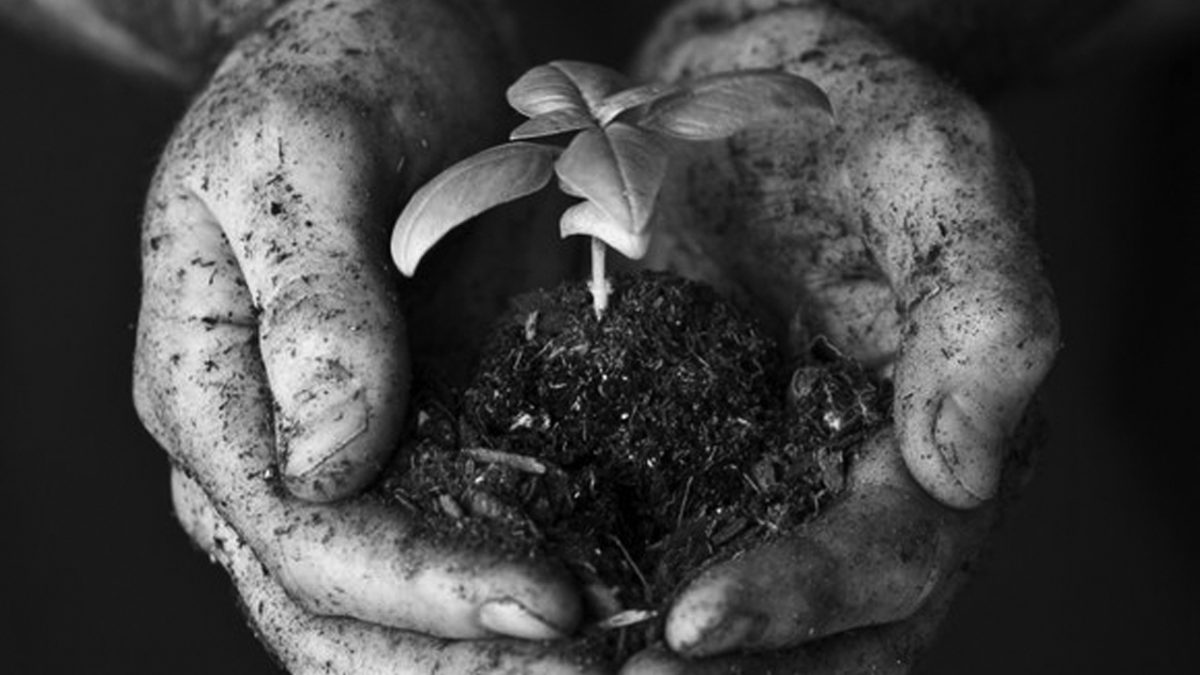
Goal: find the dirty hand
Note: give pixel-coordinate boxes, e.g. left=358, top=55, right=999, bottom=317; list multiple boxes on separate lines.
left=132, top=0, right=590, bottom=671
left=623, top=0, right=1059, bottom=672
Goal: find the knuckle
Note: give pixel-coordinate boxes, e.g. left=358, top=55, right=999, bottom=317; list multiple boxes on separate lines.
left=261, top=275, right=388, bottom=346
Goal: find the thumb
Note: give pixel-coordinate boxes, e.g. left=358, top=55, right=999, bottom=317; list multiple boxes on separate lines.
left=896, top=280, right=1059, bottom=508
left=202, top=103, right=408, bottom=503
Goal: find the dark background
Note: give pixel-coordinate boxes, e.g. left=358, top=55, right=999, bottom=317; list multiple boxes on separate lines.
left=1, top=4, right=1197, bottom=673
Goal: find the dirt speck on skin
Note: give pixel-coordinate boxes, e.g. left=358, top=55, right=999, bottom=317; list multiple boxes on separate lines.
left=379, top=272, right=891, bottom=661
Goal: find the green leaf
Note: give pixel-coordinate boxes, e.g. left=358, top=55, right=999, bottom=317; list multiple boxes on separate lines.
left=639, top=69, right=833, bottom=141
left=506, top=60, right=630, bottom=120
left=554, top=123, right=667, bottom=258
left=559, top=200, right=649, bottom=260
left=391, top=142, right=558, bottom=276
left=510, top=108, right=595, bottom=140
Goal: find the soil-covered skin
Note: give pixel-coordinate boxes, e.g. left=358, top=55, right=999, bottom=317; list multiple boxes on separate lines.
left=381, top=272, right=890, bottom=657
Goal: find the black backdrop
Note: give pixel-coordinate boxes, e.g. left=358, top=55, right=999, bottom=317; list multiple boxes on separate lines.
left=1, top=8, right=1196, bottom=673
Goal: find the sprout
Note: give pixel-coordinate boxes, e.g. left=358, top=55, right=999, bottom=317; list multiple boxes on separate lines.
left=391, top=60, right=832, bottom=318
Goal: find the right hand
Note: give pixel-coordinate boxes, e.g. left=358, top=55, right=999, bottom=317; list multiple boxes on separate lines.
left=131, top=0, right=591, bottom=671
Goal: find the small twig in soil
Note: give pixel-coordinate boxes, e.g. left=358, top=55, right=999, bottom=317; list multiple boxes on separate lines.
left=596, top=608, right=658, bottom=630
left=462, top=447, right=548, bottom=475
left=523, top=310, right=539, bottom=342
left=741, top=471, right=762, bottom=495
left=675, top=476, right=693, bottom=530
left=608, top=534, right=651, bottom=603
left=391, top=492, right=418, bottom=512
left=711, top=516, right=748, bottom=545
left=438, top=494, right=465, bottom=520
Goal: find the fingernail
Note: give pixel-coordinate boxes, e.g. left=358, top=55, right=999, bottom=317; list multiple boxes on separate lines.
left=282, top=388, right=369, bottom=479
left=679, top=610, right=767, bottom=657
left=478, top=598, right=565, bottom=641
left=934, top=394, right=1002, bottom=503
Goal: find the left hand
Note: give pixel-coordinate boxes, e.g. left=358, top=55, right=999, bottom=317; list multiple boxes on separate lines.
left=622, top=0, right=1060, bottom=672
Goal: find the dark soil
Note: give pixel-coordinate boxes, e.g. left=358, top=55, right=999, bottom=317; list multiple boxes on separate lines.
left=381, top=272, right=890, bottom=659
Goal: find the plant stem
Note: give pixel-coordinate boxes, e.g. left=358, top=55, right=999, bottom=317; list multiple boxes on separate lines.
left=589, top=236, right=611, bottom=319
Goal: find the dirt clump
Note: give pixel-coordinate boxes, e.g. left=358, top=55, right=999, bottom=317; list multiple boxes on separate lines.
left=381, top=272, right=890, bottom=656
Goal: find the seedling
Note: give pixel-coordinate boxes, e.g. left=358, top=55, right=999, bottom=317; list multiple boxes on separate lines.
left=391, top=60, right=832, bottom=317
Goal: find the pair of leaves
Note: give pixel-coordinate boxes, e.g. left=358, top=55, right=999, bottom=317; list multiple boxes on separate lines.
left=392, top=61, right=832, bottom=277
left=391, top=122, right=665, bottom=277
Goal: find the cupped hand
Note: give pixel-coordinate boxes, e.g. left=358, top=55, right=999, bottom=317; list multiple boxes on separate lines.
left=132, top=0, right=590, bottom=670
left=623, top=0, right=1059, bottom=671
left=172, top=468, right=601, bottom=674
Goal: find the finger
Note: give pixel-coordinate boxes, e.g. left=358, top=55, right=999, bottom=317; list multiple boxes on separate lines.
left=621, top=543, right=964, bottom=675
left=172, top=469, right=607, bottom=675
left=191, top=97, right=408, bottom=503
left=660, top=432, right=991, bottom=659
left=621, top=598, right=947, bottom=675
left=134, top=178, right=580, bottom=639
left=892, top=279, right=1058, bottom=508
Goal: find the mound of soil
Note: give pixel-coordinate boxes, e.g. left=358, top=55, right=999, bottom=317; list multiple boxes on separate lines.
left=381, top=272, right=890, bottom=656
